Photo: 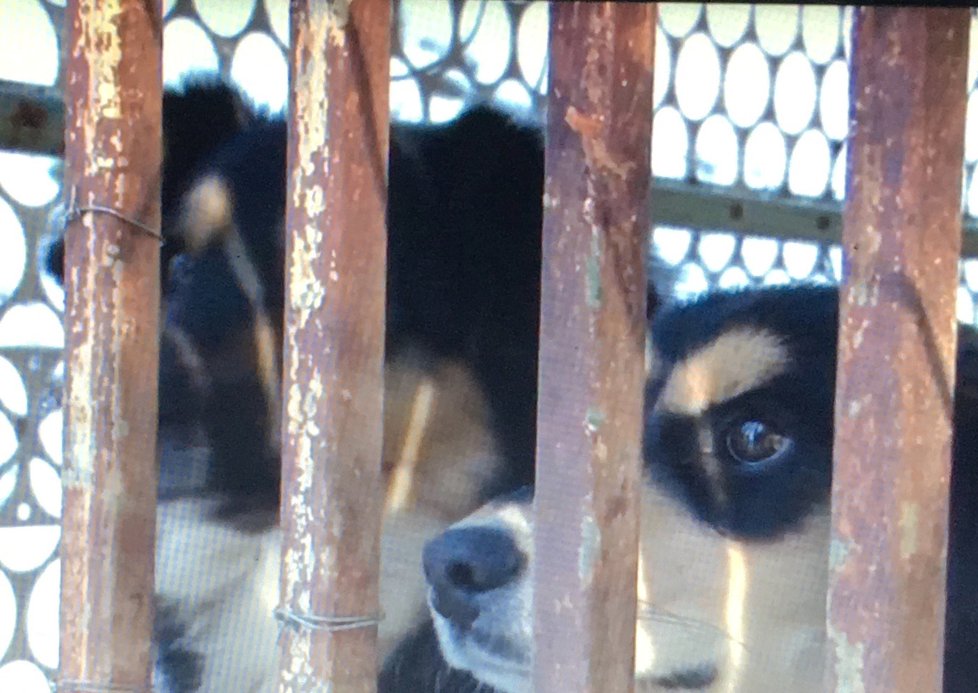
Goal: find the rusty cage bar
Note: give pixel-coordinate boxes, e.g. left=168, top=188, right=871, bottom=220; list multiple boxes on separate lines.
left=277, top=0, right=391, bottom=690
left=532, top=3, right=655, bottom=692
left=53, top=2, right=975, bottom=692
left=58, top=0, right=163, bottom=691
left=828, top=7, right=970, bottom=692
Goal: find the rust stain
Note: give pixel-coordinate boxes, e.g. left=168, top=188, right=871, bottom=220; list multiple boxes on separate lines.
left=565, top=105, right=602, bottom=137
left=565, top=105, right=635, bottom=181
left=534, top=4, right=654, bottom=692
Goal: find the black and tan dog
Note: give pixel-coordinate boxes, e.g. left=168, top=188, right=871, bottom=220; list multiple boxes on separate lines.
left=49, top=78, right=543, bottom=691
left=420, top=284, right=978, bottom=692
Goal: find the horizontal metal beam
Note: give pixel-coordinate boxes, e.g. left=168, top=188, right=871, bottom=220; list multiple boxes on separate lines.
left=0, top=80, right=63, bottom=156
left=4, top=78, right=978, bottom=260
left=652, top=177, right=978, bottom=258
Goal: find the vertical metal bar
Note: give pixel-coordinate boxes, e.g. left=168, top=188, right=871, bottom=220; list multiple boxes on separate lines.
left=532, top=3, right=654, bottom=691
left=829, top=8, right=969, bottom=692
left=278, top=0, right=390, bottom=690
left=58, top=1, right=162, bottom=691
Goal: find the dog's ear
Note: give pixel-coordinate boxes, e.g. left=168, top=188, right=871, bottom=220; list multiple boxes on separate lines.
left=160, top=78, right=253, bottom=228
left=43, top=77, right=254, bottom=287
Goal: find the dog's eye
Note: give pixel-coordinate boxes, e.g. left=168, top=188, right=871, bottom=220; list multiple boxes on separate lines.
left=725, top=420, right=791, bottom=467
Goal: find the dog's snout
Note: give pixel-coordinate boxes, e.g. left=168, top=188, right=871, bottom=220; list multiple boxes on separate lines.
left=423, top=526, right=524, bottom=629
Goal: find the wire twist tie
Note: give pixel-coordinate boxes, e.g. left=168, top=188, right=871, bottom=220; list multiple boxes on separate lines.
left=63, top=188, right=164, bottom=244
left=274, top=607, right=383, bottom=639
left=54, top=679, right=151, bottom=693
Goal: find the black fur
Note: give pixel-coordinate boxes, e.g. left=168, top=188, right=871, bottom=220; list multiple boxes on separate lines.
left=46, top=79, right=545, bottom=689
left=646, top=284, right=978, bottom=689
left=47, top=81, right=543, bottom=505
left=414, top=284, right=978, bottom=691
left=45, top=78, right=252, bottom=289
left=156, top=96, right=544, bottom=510
left=379, top=621, right=484, bottom=692
left=645, top=285, right=838, bottom=539
left=943, top=327, right=978, bottom=690
left=154, top=602, right=203, bottom=692
left=159, top=79, right=254, bottom=237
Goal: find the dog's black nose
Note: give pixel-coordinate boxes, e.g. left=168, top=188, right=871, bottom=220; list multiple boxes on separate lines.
left=423, top=526, right=524, bottom=629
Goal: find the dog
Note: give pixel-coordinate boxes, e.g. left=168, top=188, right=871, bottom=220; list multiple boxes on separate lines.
left=421, top=284, right=978, bottom=692
left=48, top=78, right=545, bottom=690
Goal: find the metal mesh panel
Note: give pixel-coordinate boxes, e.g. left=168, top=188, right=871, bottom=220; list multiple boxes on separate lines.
left=1, top=2, right=977, bottom=688
left=655, top=5, right=850, bottom=197
left=0, top=0, right=67, bottom=687
left=649, top=5, right=978, bottom=325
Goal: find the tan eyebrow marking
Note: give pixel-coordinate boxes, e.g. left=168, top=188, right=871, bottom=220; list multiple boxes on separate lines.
left=655, top=328, right=789, bottom=416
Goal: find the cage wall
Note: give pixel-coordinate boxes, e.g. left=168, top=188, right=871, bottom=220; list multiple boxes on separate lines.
left=1, top=1, right=978, bottom=689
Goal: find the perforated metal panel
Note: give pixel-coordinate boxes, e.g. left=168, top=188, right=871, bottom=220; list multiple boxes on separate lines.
left=1, top=3, right=977, bottom=689
left=648, top=5, right=978, bottom=323
left=0, top=0, right=66, bottom=687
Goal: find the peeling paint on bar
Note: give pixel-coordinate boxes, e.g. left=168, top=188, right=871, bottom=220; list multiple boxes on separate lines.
left=828, top=8, right=969, bottom=693
left=278, top=0, right=390, bottom=690
left=288, top=223, right=327, bottom=329
left=533, top=4, right=655, bottom=692
left=577, top=514, right=601, bottom=584
left=898, top=502, right=920, bottom=560
left=829, top=626, right=867, bottom=693
left=58, top=0, right=161, bottom=691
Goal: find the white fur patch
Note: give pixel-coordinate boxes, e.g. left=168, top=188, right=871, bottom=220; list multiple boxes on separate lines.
left=155, top=496, right=449, bottom=691
left=156, top=498, right=280, bottom=692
